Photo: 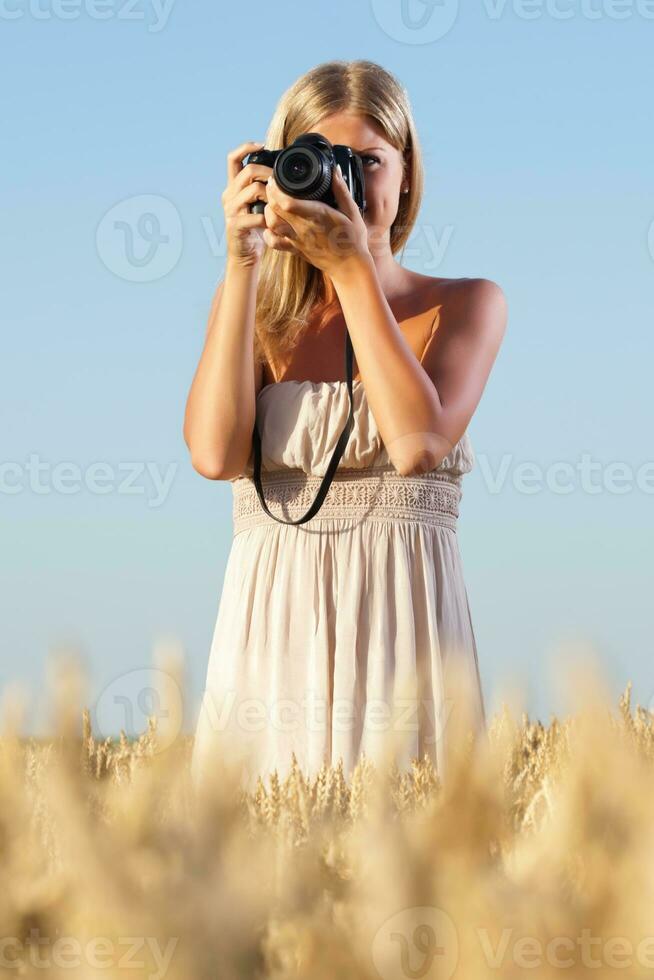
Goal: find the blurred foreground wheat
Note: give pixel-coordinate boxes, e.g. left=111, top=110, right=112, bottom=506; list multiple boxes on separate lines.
left=2, top=650, right=654, bottom=979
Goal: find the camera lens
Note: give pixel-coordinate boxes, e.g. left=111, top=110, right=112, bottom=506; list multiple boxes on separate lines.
left=283, top=157, right=310, bottom=183
left=280, top=150, right=315, bottom=186
left=275, top=145, right=331, bottom=200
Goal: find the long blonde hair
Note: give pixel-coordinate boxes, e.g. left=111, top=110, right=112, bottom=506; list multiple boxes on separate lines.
left=252, top=59, right=424, bottom=372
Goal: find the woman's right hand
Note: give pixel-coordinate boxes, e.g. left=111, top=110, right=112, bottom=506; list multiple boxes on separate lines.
left=222, top=141, right=273, bottom=269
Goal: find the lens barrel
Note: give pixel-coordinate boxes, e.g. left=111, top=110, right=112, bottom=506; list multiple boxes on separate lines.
left=275, top=144, right=332, bottom=200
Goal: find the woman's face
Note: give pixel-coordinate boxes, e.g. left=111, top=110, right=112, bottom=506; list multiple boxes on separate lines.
left=311, top=111, right=408, bottom=243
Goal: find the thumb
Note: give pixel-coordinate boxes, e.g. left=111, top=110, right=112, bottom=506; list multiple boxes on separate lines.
left=332, top=163, right=358, bottom=217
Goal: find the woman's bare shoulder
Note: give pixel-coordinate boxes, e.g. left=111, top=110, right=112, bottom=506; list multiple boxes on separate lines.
left=411, top=272, right=507, bottom=327
left=398, top=273, right=507, bottom=363
left=409, top=270, right=505, bottom=299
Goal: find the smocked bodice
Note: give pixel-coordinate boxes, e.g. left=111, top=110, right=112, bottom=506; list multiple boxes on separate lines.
left=234, top=379, right=475, bottom=480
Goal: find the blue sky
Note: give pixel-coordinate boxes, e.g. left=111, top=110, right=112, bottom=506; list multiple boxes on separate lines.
left=1, top=0, right=653, bottom=737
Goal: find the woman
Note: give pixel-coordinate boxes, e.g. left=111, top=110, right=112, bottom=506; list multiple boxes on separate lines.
left=185, top=59, right=507, bottom=793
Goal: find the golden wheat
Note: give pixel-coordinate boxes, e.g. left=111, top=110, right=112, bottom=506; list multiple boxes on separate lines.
left=1, top=652, right=654, bottom=979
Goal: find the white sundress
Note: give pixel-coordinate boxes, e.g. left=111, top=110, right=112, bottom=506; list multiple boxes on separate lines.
left=191, top=378, right=486, bottom=792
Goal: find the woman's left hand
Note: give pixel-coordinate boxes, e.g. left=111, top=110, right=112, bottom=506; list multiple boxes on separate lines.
left=263, top=165, right=370, bottom=278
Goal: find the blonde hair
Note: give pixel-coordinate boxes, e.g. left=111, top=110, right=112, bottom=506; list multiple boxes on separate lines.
left=252, top=59, right=424, bottom=373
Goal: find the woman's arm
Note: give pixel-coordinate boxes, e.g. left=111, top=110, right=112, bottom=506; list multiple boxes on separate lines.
left=263, top=168, right=507, bottom=475
left=183, top=259, right=263, bottom=480
left=331, top=257, right=508, bottom=475
left=183, top=139, right=273, bottom=480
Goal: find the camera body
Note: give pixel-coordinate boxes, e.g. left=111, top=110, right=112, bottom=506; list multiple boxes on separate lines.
left=244, top=132, right=366, bottom=215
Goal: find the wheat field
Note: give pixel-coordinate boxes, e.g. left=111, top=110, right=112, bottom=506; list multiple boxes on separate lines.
left=1, top=650, right=654, bottom=980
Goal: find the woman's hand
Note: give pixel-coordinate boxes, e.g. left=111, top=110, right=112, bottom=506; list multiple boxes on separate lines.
left=263, top=165, right=371, bottom=278
left=222, top=140, right=273, bottom=269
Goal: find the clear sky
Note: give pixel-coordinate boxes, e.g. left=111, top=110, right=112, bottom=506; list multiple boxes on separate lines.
left=2, top=0, right=653, bottom=737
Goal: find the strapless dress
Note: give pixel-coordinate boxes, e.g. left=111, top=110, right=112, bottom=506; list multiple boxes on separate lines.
left=191, top=379, right=486, bottom=792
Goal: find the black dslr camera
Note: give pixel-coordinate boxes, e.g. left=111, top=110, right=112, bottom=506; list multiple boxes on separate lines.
left=244, top=133, right=366, bottom=214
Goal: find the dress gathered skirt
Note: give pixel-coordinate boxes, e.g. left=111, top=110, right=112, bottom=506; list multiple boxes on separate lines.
left=191, top=378, right=486, bottom=793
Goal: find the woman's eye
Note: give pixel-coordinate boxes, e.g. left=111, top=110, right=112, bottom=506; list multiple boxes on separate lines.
left=362, top=155, right=380, bottom=167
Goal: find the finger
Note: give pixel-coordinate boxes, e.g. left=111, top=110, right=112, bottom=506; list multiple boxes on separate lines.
left=331, top=164, right=358, bottom=218
left=228, top=212, right=267, bottom=230
left=226, top=141, right=265, bottom=182
left=233, top=162, right=274, bottom=192
left=225, top=179, right=271, bottom=217
left=266, top=176, right=328, bottom=221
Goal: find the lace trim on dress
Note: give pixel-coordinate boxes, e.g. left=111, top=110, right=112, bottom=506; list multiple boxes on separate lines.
left=231, top=465, right=463, bottom=535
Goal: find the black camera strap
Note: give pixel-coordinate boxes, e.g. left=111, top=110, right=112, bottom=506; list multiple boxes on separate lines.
left=251, top=329, right=355, bottom=525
